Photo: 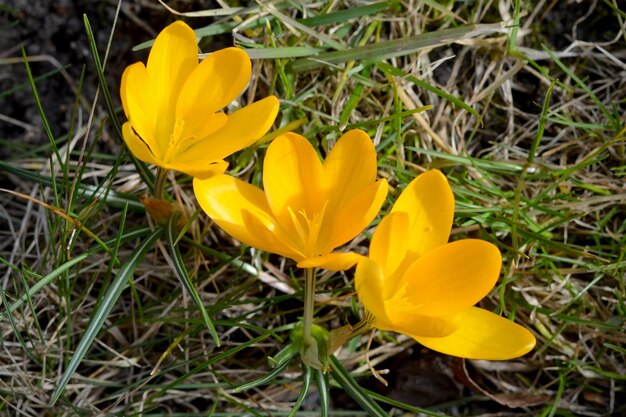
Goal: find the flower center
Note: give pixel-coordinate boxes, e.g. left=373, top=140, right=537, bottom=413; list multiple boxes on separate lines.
left=163, top=117, right=199, bottom=162
left=286, top=201, right=329, bottom=258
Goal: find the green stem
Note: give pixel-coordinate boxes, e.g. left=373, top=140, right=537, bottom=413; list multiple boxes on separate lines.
left=154, top=168, right=169, bottom=199
left=303, top=267, right=317, bottom=350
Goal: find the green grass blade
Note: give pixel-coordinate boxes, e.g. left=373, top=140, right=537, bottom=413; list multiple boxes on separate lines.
left=339, top=65, right=371, bottom=129
left=0, top=63, right=71, bottom=99
left=0, top=228, right=150, bottom=321
left=17, top=270, right=45, bottom=344
left=148, top=333, right=272, bottom=403
left=299, top=2, right=389, bottom=26
left=83, top=14, right=154, bottom=190
left=134, top=2, right=387, bottom=51
left=287, top=364, right=313, bottom=417
left=420, top=0, right=465, bottom=22
left=21, top=48, right=63, bottom=170
left=232, top=359, right=291, bottom=393
left=507, top=0, right=521, bottom=53
left=244, top=47, right=322, bottom=59
left=329, top=355, right=388, bottom=417
left=50, top=227, right=163, bottom=404
left=0, top=288, right=41, bottom=365
left=542, top=45, right=613, bottom=123
left=268, top=343, right=299, bottom=368
left=166, top=214, right=219, bottom=346
left=366, top=390, right=450, bottom=417
left=2, top=255, right=88, bottom=320
left=315, top=368, right=330, bottom=417
left=290, top=23, right=503, bottom=72
left=377, top=62, right=482, bottom=122
left=0, top=161, right=143, bottom=211
left=262, top=5, right=345, bottom=51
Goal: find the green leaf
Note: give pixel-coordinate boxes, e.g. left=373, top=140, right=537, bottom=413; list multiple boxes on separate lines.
left=0, top=228, right=150, bottom=322
left=261, top=4, right=345, bottom=51
left=244, top=46, right=323, bottom=60
left=50, top=227, right=163, bottom=404
left=329, top=355, right=388, bottom=417
left=542, top=45, right=614, bottom=124
left=166, top=213, right=220, bottom=346
left=232, top=359, right=291, bottom=393
left=315, top=368, right=330, bottom=417
left=298, top=2, right=389, bottom=27
left=366, top=390, right=451, bottom=417
left=148, top=333, right=272, bottom=403
left=377, top=62, right=482, bottom=123
left=290, top=23, right=503, bottom=72
left=268, top=343, right=299, bottom=368
left=83, top=14, right=154, bottom=190
left=0, top=161, right=143, bottom=211
left=287, top=364, right=313, bottom=417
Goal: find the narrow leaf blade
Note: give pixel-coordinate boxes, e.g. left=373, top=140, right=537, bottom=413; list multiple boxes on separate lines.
left=166, top=214, right=220, bottom=346
left=329, top=355, right=388, bottom=417
left=50, top=227, right=163, bottom=404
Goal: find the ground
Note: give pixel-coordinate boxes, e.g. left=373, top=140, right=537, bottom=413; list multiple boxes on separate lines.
left=1, top=1, right=625, bottom=416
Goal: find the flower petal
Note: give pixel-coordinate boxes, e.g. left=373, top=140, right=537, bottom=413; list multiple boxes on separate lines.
left=193, top=174, right=298, bottom=259
left=320, top=179, right=388, bottom=253
left=167, top=159, right=228, bottom=180
left=355, top=257, right=392, bottom=328
left=391, top=169, right=454, bottom=259
left=178, top=112, right=229, bottom=151
left=121, top=62, right=159, bottom=158
left=297, top=252, right=363, bottom=271
left=382, top=310, right=458, bottom=338
left=323, top=129, right=378, bottom=219
left=121, top=122, right=158, bottom=165
left=177, top=47, right=251, bottom=119
left=146, top=21, right=199, bottom=152
left=399, top=239, right=502, bottom=316
left=263, top=132, right=326, bottom=241
left=369, top=211, right=409, bottom=281
left=180, top=96, right=279, bottom=163
left=412, top=307, right=536, bottom=360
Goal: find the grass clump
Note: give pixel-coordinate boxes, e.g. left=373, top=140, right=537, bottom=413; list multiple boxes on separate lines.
left=1, top=0, right=625, bottom=416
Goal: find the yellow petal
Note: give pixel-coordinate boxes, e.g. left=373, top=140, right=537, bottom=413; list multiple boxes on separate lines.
left=412, top=307, right=536, bottom=360
left=324, top=129, right=377, bottom=193
left=323, top=129, right=377, bottom=221
left=320, top=179, right=388, bottom=253
left=121, top=122, right=158, bottom=165
left=176, top=112, right=228, bottom=150
left=382, top=310, right=458, bottom=338
left=297, top=252, right=363, bottom=271
left=263, top=132, right=326, bottom=239
left=177, top=47, right=251, bottom=119
left=193, top=175, right=299, bottom=259
left=120, top=62, right=159, bottom=158
left=179, top=96, right=279, bottom=163
left=167, top=159, right=228, bottom=180
left=354, top=258, right=392, bottom=328
left=391, top=169, right=454, bottom=259
left=399, top=239, right=502, bottom=316
left=369, top=211, right=409, bottom=281
left=146, top=21, right=199, bottom=152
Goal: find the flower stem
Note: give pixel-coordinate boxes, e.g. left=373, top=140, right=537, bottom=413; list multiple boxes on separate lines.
left=154, top=168, right=169, bottom=199
left=303, top=267, right=317, bottom=349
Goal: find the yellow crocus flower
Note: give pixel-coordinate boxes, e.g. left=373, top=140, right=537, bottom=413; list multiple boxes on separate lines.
left=193, top=129, right=388, bottom=270
left=355, top=170, right=536, bottom=360
left=120, top=21, right=279, bottom=179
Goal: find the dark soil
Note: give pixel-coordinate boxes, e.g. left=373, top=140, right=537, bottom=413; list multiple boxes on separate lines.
left=0, top=0, right=218, bottom=160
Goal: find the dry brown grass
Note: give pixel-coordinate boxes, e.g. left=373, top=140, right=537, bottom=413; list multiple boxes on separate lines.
left=1, top=0, right=625, bottom=416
